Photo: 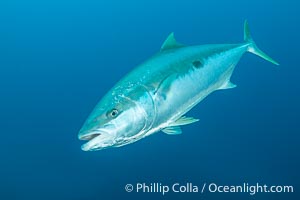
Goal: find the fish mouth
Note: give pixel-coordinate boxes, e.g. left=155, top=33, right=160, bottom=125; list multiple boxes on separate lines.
left=79, top=130, right=116, bottom=151
left=78, top=133, right=101, bottom=141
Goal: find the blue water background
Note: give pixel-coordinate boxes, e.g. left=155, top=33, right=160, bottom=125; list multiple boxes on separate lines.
left=0, top=0, right=299, bottom=199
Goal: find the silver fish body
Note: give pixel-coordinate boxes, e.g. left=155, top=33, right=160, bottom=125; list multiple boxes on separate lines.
left=78, top=21, right=278, bottom=151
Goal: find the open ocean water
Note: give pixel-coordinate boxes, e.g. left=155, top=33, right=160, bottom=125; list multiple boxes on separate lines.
left=0, top=0, right=299, bottom=200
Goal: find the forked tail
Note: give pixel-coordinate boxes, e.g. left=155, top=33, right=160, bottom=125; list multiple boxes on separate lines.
left=244, top=20, right=279, bottom=65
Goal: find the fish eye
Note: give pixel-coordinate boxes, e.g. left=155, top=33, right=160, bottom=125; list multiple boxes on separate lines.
left=107, top=108, right=119, bottom=118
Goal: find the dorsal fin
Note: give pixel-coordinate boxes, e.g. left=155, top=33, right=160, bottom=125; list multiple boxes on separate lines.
left=161, top=32, right=184, bottom=51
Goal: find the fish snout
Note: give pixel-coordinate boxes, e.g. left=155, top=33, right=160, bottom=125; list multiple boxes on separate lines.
left=78, top=130, right=101, bottom=141
left=78, top=126, right=117, bottom=151
left=80, top=132, right=116, bottom=151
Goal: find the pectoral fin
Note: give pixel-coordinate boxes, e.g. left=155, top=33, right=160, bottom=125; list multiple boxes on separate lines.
left=154, top=73, right=178, bottom=100
left=169, top=116, right=199, bottom=126
left=162, top=126, right=182, bottom=135
left=162, top=116, right=199, bottom=135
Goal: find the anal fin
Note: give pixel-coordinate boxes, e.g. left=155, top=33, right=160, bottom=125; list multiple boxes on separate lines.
left=219, top=81, right=237, bottom=90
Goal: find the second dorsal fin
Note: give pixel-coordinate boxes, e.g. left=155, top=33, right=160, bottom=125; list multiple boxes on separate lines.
left=161, top=32, right=184, bottom=51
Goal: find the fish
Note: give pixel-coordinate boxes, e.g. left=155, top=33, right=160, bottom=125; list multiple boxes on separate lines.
left=78, top=20, right=279, bottom=151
